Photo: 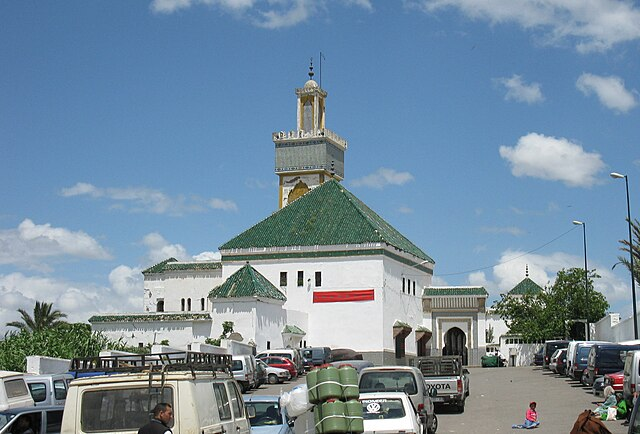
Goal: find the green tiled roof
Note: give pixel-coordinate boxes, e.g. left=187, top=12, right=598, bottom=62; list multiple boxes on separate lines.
left=209, top=263, right=287, bottom=302
left=423, top=286, right=489, bottom=296
left=89, top=313, right=212, bottom=323
left=282, top=324, right=306, bottom=335
left=219, top=180, right=433, bottom=263
left=508, top=277, right=543, bottom=295
left=142, top=258, right=222, bottom=275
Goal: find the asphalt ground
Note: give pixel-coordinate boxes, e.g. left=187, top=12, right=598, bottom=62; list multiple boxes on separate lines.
left=245, top=366, right=629, bottom=434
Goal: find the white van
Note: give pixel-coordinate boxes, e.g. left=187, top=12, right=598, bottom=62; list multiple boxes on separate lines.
left=257, top=349, right=304, bottom=374
left=623, top=350, right=640, bottom=401
left=0, top=371, right=35, bottom=411
left=60, top=352, right=250, bottom=434
left=231, top=355, right=257, bottom=393
left=24, top=373, right=72, bottom=407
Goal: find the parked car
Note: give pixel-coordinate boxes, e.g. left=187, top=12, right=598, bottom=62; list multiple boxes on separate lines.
left=232, top=355, right=257, bottom=393
left=359, top=392, right=423, bottom=434
left=570, top=342, right=607, bottom=380
left=586, top=343, right=640, bottom=386
left=604, top=370, right=624, bottom=393
left=244, top=395, right=293, bottom=434
left=301, top=347, right=332, bottom=367
left=419, top=356, right=469, bottom=413
left=533, top=347, right=544, bottom=366
left=0, top=371, right=34, bottom=411
left=359, top=366, right=437, bottom=434
left=258, top=356, right=298, bottom=380
left=24, top=373, right=72, bottom=407
left=257, top=359, right=290, bottom=384
left=542, top=340, right=569, bottom=370
left=257, top=350, right=304, bottom=377
left=623, top=349, right=640, bottom=402
left=592, top=376, right=605, bottom=396
left=549, top=349, right=567, bottom=375
left=0, top=405, right=64, bottom=434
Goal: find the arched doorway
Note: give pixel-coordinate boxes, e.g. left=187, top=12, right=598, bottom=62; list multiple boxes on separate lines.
left=443, top=327, right=468, bottom=365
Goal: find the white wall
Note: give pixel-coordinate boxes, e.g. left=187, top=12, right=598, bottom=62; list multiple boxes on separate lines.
left=92, top=319, right=214, bottom=349
left=143, top=267, right=223, bottom=313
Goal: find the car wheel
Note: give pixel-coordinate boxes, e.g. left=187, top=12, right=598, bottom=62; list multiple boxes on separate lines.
left=427, top=414, right=438, bottom=434
left=268, top=374, right=278, bottom=384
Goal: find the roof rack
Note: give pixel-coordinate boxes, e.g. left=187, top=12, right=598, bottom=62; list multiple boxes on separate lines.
left=417, top=355, right=462, bottom=376
left=69, top=351, right=232, bottom=376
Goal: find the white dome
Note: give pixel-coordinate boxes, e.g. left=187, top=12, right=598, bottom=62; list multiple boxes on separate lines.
left=304, top=79, right=319, bottom=89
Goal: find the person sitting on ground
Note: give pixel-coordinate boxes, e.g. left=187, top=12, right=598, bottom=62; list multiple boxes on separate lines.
left=594, top=386, right=617, bottom=418
left=512, top=401, right=540, bottom=429
left=615, top=393, right=628, bottom=420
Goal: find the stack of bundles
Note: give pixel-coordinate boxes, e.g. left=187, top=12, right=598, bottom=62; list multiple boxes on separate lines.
left=307, top=365, right=364, bottom=433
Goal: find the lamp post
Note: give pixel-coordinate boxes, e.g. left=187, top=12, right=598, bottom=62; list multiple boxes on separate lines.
left=611, top=172, right=638, bottom=339
left=573, top=220, right=590, bottom=340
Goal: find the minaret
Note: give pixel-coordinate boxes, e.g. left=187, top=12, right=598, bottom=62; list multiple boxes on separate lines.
left=273, top=60, right=348, bottom=208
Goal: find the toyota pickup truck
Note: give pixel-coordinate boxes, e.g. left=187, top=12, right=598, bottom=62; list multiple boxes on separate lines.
left=418, top=355, right=469, bottom=412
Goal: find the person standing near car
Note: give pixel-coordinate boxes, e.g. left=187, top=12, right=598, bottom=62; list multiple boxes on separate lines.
left=139, top=403, right=173, bottom=434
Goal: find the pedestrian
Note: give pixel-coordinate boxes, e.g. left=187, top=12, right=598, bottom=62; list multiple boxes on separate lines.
left=512, top=401, right=540, bottom=429
left=139, top=403, right=173, bottom=434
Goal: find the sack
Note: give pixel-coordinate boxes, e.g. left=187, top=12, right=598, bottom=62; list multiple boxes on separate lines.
left=281, top=385, right=313, bottom=418
left=570, top=410, right=613, bottom=434
left=606, top=407, right=617, bottom=421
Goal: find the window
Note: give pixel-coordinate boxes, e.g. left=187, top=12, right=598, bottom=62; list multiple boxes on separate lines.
left=315, top=271, right=322, bottom=287
left=53, top=379, right=67, bottom=400
left=187, top=298, right=191, bottom=311
left=297, top=271, right=304, bottom=287
left=402, top=277, right=405, bottom=293
left=280, top=271, right=287, bottom=286
left=5, top=379, right=29, bottom=398
left=200, top=298, right=205, bottom=311
left=229, top=382, right=244, bottom=418
left=413, top=281, right=416, bottom=296
left=213, top=383, right=231, bottom=421
left=267, top=341, right=271, bottom=350
left=156, top=299, right=164, bottom=312
left=28, top=382, right=47, bottom=402
left=81, top=387, right=173, bottom=432
left=181, top=298, right=185, bottom=311
left=394, top=335, right=406, bottom=359
left=46, top=410, right=64, bottom=433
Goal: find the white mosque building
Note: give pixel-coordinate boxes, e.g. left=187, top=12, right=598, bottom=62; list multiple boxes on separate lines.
left=91, top=65, right=546, bottom=366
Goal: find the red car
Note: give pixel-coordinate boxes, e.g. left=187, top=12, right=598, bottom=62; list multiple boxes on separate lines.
left=604, top=370, right=624, bottom=393
left=258, top=356, right=298, bottom=379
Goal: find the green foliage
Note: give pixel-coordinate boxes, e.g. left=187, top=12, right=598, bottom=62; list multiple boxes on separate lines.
left=616, top=218, right=640, bottom=285
left=205, top=321, right=235, bottom=347
left=492, top=268, right=609, bottom=341
left=159, top=339, right=169, bottom=346
left=0, top=323, right=133, bottom=372
left=6, top=301, right=67, bottom=332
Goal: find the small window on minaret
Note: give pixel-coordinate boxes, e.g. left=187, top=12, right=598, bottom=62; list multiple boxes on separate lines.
left=181, top=298, right=185, bottom=311
left=187, top=298, right=192, bottom=311
left=280, top=272, right=288, bottom=286
left=200, top=298, right=205, bottom=311
left=315, top=272, right=322, bottom=287
left=303, top=100, right=313, bottom=132
left=156, top=299, right=164, bottom=312
left=297, top=271, right=304, bottom=287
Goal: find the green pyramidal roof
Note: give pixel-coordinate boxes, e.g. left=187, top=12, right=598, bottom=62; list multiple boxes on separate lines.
left=209, top=263, right=287, bottom=302
left=509, top=277, right=543, bottom=295
left=220, top=180, right=433, bottom=262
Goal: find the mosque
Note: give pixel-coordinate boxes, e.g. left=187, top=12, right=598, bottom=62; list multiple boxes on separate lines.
left=90, top=65, right=543, bottom=366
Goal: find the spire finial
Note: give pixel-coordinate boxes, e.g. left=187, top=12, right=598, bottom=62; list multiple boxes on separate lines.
left=525, top=264, right=529, bottom=278
left=308, top=58, right=314, bottom=80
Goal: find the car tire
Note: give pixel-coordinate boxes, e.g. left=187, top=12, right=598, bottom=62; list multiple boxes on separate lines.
left=457, top=400, right=465, bottom=413
left=268, top=374, right=278, bottom=384
left=427, top=414, right=438, bottom=434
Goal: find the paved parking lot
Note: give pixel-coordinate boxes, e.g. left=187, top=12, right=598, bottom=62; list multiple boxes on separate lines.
left=245, top=366, right=629, bottom=433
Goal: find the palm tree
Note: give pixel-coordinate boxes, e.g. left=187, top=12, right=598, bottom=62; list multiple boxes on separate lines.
left=6, top=301, right=67, bottom=332
left=616, top=218, right=640, bottom=285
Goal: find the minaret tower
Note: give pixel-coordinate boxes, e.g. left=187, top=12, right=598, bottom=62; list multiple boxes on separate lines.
left=273, top=60, right=348, bottom=208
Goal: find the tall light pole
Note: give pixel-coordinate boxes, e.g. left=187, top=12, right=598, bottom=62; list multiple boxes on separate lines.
left=573, top=220, right=590, bottom=340
left=611, top=172, right=638, bottom=339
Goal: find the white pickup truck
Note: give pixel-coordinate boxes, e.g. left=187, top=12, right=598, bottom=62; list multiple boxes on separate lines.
left=418, top=356, right=470, bottom=413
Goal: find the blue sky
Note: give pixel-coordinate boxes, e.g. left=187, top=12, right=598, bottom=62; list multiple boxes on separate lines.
left=1, top=0, right=639, bottom=332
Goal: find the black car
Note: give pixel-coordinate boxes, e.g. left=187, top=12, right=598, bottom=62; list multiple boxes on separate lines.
left=533, top=347, right=544, bottom=366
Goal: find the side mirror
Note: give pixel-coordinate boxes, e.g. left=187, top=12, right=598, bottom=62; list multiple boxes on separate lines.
left=246, top=406, right=256, bottom=419
left=429, top=388, right=438, bottom=398
left=463, top=368, right=469, bottom=375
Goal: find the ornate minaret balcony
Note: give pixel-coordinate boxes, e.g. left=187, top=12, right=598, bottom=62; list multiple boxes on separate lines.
left=272, top=128, right=348, bottom=151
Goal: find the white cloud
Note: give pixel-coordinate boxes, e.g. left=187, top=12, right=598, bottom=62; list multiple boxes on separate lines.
left=494, top=75, right=544, bottom=104
left=576, top=73, right=638, bottom=113
left=0, top=271, right=142, bottom=335
left=412, top=0, right=640, bottom=52
left=398, top=206, right=414, bottom=214
left=351, top=168, right=414, bottom=189
left=256, top=0, right=315, bottom=29
left=0, top=219, right=111, bottom=270
left=480, top=226, right=525, bottom=236
left=193, top=251, right=222, bottom=261
left=499, top=133, right=606, bottom=187
left=141, top=233, right=191, bottom=264
left=61, top=182, right=237, bottom=215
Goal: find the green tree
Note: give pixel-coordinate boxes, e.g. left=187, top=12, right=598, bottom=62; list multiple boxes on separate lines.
left=0, top=323, right=130, bottom=372
left=6, top=301, right=67, bottom=332
left=492, top=268, right=609, bottom=341
left=615, top=217, right=640, bottom=286
left=205, top=321, right=234, bottom=346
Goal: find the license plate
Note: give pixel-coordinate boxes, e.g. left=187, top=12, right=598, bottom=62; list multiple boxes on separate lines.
left=431, top=397, right=444, bottom=402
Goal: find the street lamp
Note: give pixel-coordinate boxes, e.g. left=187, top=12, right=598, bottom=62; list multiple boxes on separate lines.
left=573, top=220, right=590, bottom=340
left=610, top=172, right=638, bottom=339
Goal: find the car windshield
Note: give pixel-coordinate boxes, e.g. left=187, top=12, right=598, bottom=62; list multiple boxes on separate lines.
left=359, top=372, right=417, bottom=395
left=360, top=398, right=406, bottom=420
left=0, top=413, right=16, bottom=430
left=246, top=401, right=283, bottom=426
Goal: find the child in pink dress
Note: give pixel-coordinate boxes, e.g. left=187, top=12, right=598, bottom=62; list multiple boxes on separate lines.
left=512, top=401, right=540, bottom=429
